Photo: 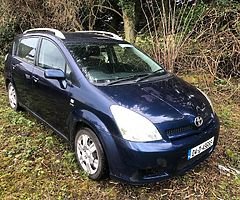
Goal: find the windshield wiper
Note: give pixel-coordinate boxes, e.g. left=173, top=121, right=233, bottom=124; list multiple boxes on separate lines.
left=106, top=73, right=149, bottom=86
left=135, top=69, right=165, bottom=82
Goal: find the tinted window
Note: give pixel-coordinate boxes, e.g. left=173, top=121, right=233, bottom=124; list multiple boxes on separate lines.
left=38, top=39, right=66, bottom=72
left=17, top=37, right=39, bottom=63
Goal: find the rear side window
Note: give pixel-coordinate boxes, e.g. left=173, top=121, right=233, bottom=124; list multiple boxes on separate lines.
left=38, top=39, right=66, bottom=72
left=17, top=37, right=39, bottom=63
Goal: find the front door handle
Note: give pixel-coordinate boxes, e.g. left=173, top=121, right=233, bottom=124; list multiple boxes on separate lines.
left=32, top=76, right=39, bottom=83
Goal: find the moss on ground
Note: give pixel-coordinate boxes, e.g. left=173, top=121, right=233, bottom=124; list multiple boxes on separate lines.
left=0, top=72, right=239, bottom=199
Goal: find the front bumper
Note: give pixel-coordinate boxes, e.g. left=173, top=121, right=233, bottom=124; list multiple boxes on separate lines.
left=103, top=115, right=220, bottom=184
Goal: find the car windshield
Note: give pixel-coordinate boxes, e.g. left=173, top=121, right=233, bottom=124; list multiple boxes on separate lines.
left=67, top=43, right=165, bottom=84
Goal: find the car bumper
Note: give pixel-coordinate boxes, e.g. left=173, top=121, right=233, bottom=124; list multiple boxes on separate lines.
left=103, top=115, right=220, bottom=184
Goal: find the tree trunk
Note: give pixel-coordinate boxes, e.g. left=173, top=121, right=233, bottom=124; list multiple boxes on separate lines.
left=122, top=3, right=136, bottom=43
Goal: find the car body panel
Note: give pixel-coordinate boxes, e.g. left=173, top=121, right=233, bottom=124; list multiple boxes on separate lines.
left=31, top=66, right=72, bottom=136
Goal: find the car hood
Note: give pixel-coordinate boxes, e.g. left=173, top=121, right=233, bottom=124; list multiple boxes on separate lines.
left=97, top=74, right=212, bottom=132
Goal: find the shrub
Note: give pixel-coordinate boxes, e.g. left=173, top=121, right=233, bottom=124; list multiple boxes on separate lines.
left=0, top=23, right=16, bottom=55
left=176, top=2, right=240, bottom=78
left=0, top=55, right=4, bottom=73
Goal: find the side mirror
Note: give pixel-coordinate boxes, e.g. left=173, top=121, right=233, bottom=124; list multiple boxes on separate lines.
left=44, top=68, right=65, bottom=80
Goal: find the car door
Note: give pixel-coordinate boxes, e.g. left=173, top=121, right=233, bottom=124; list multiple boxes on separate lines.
left=11, top=37, right=39, bottom=109
left=31, top=38, right=72, bottom=136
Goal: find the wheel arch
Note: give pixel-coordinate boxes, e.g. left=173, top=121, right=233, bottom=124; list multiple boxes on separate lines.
left=69, top=109, right=111, bottom=151
left=69, top=109, right=111, bottom=173
left=5, top=78, right=11, bottom=89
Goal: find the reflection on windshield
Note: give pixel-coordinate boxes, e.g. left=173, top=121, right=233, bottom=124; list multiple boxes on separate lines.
left=68, top=43, right=165, bottom=84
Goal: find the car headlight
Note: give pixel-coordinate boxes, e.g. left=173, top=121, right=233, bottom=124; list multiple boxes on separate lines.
left=110, top=105, right=162, bottom=142
left=197, top=88, right=214, bottom=113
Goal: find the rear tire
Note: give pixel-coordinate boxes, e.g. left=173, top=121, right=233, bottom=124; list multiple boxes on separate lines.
left=7, top=82, right=20, bottom=111
left=75, top=128, right=107, bottom=180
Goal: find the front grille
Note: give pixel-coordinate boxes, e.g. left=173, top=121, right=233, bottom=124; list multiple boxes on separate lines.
left=165, top=125, right=194, bottom=136
left=165, top=115, right=214, bottom=140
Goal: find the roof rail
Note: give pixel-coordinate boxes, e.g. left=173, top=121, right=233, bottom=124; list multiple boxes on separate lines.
left=77, top=31, right=123, bottom=41
left=23, top=28, right=65, bottom=39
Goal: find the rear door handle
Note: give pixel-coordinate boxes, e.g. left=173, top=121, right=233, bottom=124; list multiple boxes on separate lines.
left=25, top=74, right=31, bottom=80
left=12, top=64, right=20, bottom=70
left=32, top=76, right=39, bottom=83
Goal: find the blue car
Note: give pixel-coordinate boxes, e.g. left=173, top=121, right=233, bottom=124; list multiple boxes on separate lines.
left=4, top=28, right=220, bottom=184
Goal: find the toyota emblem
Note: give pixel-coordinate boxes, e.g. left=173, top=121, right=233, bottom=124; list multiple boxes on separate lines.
left=194, top=116, right=203, bottom=127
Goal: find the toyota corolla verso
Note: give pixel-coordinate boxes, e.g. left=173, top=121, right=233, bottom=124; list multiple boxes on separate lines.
left=4, top=28, right=220, bottom=184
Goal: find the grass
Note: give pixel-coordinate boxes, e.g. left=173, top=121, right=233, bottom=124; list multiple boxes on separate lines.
left=0, top=68, right=239, bottom=199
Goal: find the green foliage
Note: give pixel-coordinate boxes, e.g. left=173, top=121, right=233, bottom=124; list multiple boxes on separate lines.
left=6, top=111, right=35, bottom=128
left=62, top=151, right=76, bottom=167
left=0, top=22, right=16, bottom=54
left=178, top=1, right=207, bottom=34
left=214, top=0, right=239, bottom=6
left=118, top=0, right=135, bottom=17
left=117, top=0, right=135, bottom=9
left=0, top=56, right=4, bottom=73
left=218, top=105, right=234, bottom=127
left=226, top=149, right=240, bottom=169
left=45, top=136, right=55, bottom=148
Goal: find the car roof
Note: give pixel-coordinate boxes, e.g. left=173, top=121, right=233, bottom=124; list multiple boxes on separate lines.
left=63, top=32, right=126, bottom=44
left=21, top=28, right=127, bottom=44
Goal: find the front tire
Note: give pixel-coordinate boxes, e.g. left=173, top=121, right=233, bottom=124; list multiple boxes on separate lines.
left=75, top=128, right=107, bottom=180
left=7, top=82, right=19, bottom=111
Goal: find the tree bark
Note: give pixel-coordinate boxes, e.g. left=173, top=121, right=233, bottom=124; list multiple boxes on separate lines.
left=122, top=3, right=136, bottom=43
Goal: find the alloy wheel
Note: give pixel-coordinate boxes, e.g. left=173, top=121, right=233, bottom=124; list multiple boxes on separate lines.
left=76, top=134, right=99, bottom=175
left=8, top=83, right=17, bottom=109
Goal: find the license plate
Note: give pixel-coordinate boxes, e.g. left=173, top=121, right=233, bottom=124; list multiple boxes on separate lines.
left=188, top=137, right=214, bottom=160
